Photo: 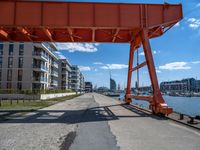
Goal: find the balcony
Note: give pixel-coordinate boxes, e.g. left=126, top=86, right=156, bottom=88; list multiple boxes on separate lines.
left=51, top=61, right=58, bottom=68
left=32, top=77, right=47, bottom=83
left=51, top=71, right=58, bottom=77
left=32, top=64, right=48, bottom=72
left=51, top=80, right=58, bottom=86
left=33, top=51, right=48, bottom=61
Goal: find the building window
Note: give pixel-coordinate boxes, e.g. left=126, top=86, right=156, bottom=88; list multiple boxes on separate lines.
left=19, top=44, right=24, bottom=55
left=9, top=44, right=14, bottom=55
left=17, top=82, right=22, bottom=90
left=0, top=57, right=2, bottom=68
left=18, top=57, right=23, bottom=68
left=8, top=57, right=13, bottom=68
left=0, top=44, right=3, bottom=55
left=18, top=70, right=23, bottom=81
left=7, top=82, right=12, bottom=89
left=7, top=70, right=12, bottom=81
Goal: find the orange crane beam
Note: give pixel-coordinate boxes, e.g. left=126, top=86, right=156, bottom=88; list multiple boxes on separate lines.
left=0, top=1, right=182, bottom=42
left=0, top=0, right=183, bottom=115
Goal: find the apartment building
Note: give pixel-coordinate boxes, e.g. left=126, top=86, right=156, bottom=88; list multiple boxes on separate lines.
left=160, top=78, right=197, bottom=93
left=58, top=59, right=72, bottom=89
left=70, top=65, right=81, bottom=92
left=85, top=82, right=93, bottom=92
left=0, top=42, right=59, bottom=91
left=80, top=72, right=85, bottom=92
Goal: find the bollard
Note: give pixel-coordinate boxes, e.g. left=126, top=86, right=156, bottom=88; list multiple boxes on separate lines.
left=0, top=99, right=1, bottom=107
left=195, top=115, right=200, bottom=120
left=187, top=116, right=195, bottom=124
left=179, top=114, right=184, bottom=120
left=10, top=99, right=12, bottom=105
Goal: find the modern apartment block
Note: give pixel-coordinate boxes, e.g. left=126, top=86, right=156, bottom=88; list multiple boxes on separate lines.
left=160, top=78, right=198, bottom=93
left=85, top=82, right=93, bottom=92
left=70, top=65, right=80, bottom=92
left=70, top=65, right=85, bottom=92
left=0, top=42, right=59, bottom=91
left=80, top=72, right=85, bottom=92
left=58, top=59, right=72, bottom=89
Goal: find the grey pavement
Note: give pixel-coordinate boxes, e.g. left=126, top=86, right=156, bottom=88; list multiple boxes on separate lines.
left=0, top=93, right=199, bottom=150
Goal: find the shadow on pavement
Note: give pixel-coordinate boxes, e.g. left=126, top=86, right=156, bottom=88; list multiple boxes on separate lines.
left=0, top=103, right=167, bottom=124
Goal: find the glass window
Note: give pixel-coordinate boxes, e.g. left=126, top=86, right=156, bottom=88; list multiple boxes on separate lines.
left=8, top=57, right=13, bottom=68
left=0, top=44, right=3, bottom=55
left=0, top=57, right=2, bottom=68
left=0, top=70, right=1, bottom=81
left=7, top=70, right=12, bottom=81
left=17, top=82, right=22, bottom=90
left=9, top=44, right=14, bottom=55
left=18, top=70, right=23, bottom=81
left=19, top=44, right=24, bottom=55
left=7, top=82, right=12, bottom=89
left=18, top=57, right=23, bottom=68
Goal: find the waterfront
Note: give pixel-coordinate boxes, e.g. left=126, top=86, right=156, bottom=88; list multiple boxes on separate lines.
left=118, top=94, right=200, bottom=116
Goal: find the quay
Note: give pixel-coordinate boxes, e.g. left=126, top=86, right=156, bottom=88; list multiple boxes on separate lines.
left=0, top=93, right=199, bottom=150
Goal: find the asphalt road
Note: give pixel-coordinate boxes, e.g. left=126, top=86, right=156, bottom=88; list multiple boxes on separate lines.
left=0, top=93, right=199, bottom=150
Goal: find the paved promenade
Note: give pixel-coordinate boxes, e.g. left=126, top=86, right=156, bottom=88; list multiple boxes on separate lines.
left=0, top=93, right=199, bottom=150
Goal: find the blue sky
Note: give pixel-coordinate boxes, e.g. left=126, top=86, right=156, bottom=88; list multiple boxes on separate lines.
left=55, top=0, right=200, bottom=89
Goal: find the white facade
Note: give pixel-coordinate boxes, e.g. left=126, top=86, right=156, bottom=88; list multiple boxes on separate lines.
left=58, top=59, right=72, bottom=89
left=0, top=42, right=59, bottom=91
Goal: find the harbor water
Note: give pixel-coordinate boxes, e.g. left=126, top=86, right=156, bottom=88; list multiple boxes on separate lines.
left=117, top=94, right=200, bottom=116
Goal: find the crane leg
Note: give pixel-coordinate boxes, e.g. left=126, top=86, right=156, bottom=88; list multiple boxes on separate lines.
left=141, top=29, right=172, bottom=115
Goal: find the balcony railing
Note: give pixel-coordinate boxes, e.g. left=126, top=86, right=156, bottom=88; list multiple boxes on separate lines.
left=51, top=61, right=58, bottom=68
left=51, top=80, right=58, bottom=85
left=32, top=77, right=47, bottom=82
left=51, top=71, right=58, bottom=77
left=33, top=64, right=48, bottom=71
left=33, top=51, right=48, bottom=60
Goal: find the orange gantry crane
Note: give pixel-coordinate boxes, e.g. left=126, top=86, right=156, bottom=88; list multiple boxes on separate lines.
left=0, top=0, right=183, bottom=115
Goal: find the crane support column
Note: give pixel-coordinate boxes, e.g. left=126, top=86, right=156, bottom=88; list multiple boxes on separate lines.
left=125, top=42, right=135, bottom=104
left=141, top=29, right=172, bottom=115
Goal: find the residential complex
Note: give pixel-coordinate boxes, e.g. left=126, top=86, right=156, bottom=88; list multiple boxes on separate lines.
left=70, top=65, right=85, bottom=92
left=58, top=59, right=72, bottom=90
left=0, top=42, right=85, bottom=92
left=160, top=78, right=200, bottom=93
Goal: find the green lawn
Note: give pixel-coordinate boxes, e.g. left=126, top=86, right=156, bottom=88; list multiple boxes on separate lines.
left=0, top=94, right=81, bottom=110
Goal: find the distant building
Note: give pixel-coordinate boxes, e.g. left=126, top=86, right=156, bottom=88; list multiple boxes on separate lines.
left=195, top=80, right=200, bottom=92
left=58, top=59, right=71, bottom=89
left=0, top=42, right=59, bottom=90
left=85, top=82, right=93, bottom=92
left=110, top=78, right=116, bottom=92
left=80, top=72, right=85, bottom=92
left=97, top=86, right=109, bottom=93
left=160, top=78, right=197, bottom=93
left=70, top=65, right=80, bottom=92
left=70, top=65, right=85, bottom=92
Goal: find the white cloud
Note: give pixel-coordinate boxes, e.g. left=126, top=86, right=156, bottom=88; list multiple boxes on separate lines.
left=196, top=3, right=200, bottom=7
left=55, top=43, right=100, bottom=53
left=191, top=61, right=200, bottom=64
left=54, top=51, right=66, bottom=59
left=100, top=64, right=128, bottom=70
left=93, top=62, right=103, bottom=65
left=156, top=70, right=161, bottom=73
left=159, top=62, right=191, bottom=70
left=79, top=66, right=91, bottom=71
left=139, top=50, right=158, bottom=56
left=174, top=22, right=180, bottom=27
left=187, top=18, right=200, bottom=29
